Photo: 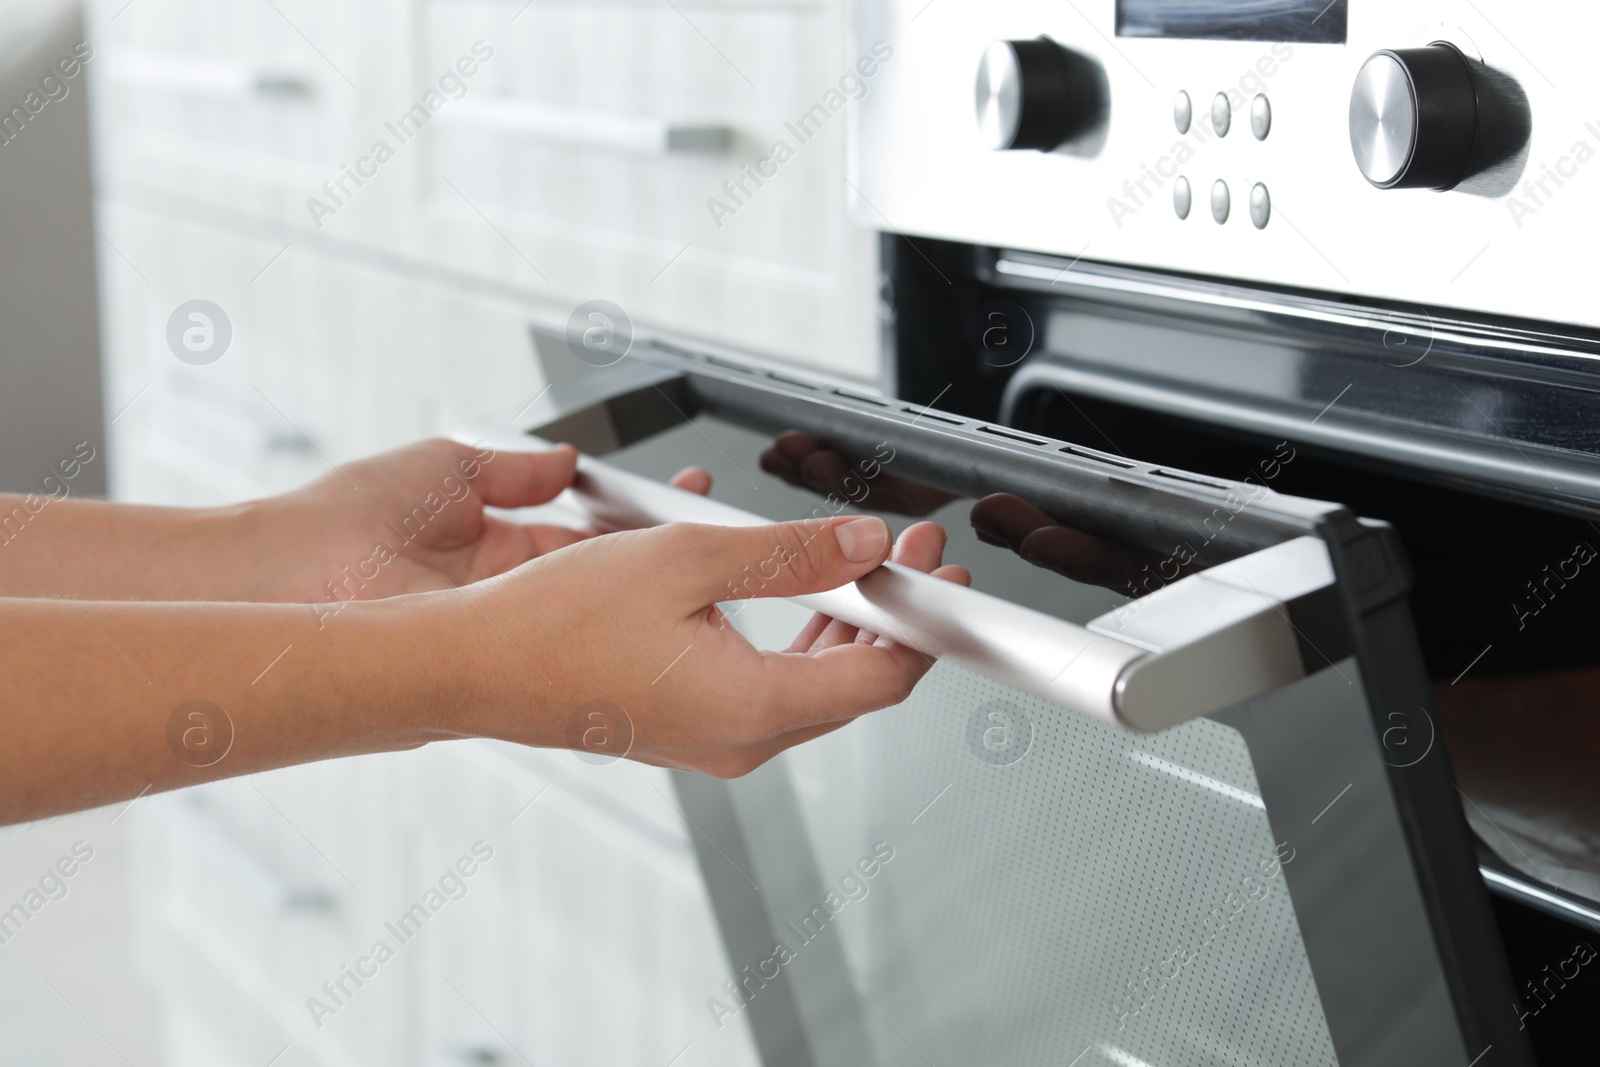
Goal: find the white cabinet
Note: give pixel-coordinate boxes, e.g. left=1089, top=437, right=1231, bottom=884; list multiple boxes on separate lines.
left=123, top=745, right=761, bottom=1067
left=90, top=0, right=882, bottom=382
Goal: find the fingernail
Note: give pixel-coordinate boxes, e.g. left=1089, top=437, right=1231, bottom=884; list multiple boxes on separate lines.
left=835, top=516, right=889, bottom=563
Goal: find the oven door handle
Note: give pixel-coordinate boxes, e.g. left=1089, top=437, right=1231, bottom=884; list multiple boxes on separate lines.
left=539, top=440, right=1336, bottom=732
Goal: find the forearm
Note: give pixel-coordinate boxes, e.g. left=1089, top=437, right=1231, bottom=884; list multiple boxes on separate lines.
left=0, top=493, right=310, bottom=601
left=0, top=592, right=472, bottom=825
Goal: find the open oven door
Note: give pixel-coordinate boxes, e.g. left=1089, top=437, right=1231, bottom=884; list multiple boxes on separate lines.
left=514, top=331, right=1535, bottom=1067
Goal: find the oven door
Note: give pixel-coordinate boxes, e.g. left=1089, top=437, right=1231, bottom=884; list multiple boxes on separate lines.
left=517, top=334, right=1533, bottom=1067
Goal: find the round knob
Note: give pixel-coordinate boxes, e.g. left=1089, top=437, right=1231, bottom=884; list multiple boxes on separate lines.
left=975, top=38, right=1099, bottom=151
left=1348, top=42, right=1478, bottom=190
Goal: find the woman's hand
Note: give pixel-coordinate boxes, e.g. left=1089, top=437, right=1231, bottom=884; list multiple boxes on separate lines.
left=441, top=515, right=970, bottom=777
left=264, top=437, right=709, bottom=603
left=0, top=436, right=708, bottom=604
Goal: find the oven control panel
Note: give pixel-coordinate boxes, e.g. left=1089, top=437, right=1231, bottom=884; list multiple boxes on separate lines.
left=850, top=0, right=1594, bottom=330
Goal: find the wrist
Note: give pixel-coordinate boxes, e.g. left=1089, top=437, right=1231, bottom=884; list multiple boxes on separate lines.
left=204, top=493, right=325, bottom=602
left=327, top=592, right=485, bottom=749
left=396, top=580, right=568, bottom=750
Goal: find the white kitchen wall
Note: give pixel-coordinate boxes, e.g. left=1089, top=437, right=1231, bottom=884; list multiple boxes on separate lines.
left=0, top=0, right=881, bottom=1062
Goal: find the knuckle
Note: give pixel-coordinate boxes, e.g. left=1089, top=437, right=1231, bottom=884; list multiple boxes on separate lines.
left=768, top=522, right=827, bottom=587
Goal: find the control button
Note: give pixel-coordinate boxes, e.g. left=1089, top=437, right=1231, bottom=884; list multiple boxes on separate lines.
left=1211, top=179, right=1230, bottom=223
left=1174, top=176, right=1191, bottom=219
left=1211, top=92, right=1231, bottom=136
left=1249, top=182, right=1270, bottom=228
left=1174, top=90, right=1192, bottom=134
left=1251, top=94, right=1271, bottom=139
left=975, top=38, right=1104, bottom=151
left=1348, top=42, right=1478, bottom=189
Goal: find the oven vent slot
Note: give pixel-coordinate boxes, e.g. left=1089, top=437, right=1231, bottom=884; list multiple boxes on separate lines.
left=765, top=371, right=820, bottom=390
left=901, top=406, right=965, bottom=426
left=1151, top=468, right=1235, bottom=492
left=704, top=355, right=758, bottom=374
left=1061, top=445, right=1137, bottom=469
left=977, top=425, right=1050, bottom=446
left=832, top=389, right=891, bottom=407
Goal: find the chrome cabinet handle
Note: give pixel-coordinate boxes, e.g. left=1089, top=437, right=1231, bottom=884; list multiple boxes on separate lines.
left=522, top=437, right=1335, bottom=732
left=439, top=98, right=732, bottom=155
left=105, top=51, right=315, bottom=101
left=168, top=800, right=338, bottom=913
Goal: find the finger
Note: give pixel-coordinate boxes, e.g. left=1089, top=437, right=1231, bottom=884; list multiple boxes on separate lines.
left=756, top=640, right=932, bottom=733
left=791, top=522, right=949, bottom=653
left=1017, top=525, right=1166, bottom=589
left=461, top=441, right=579, bottom=509
left=969, top=493, right=1059, bottom=548
left=797, top=448, right=854, bottom=499
left=760, top=431, right=818, bottom=486
left=787, top=610, right=839, bottom=653
left=773, top=430, right=818, bottom=464
left=672, top=514, right=892, bottom=605
left=853, top=522, right=947, bottom=647
left=760, top=448, right=798, bottom=484
left=669, top=467, right=712, bottom=496
left=820, top=521, right=946, bottom=650
left=971, top=492, right=1169, bottom=590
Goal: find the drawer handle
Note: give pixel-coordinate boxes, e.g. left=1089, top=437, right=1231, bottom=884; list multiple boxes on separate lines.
left=106, top=51, right=315, bottom=101
left=440, top=97, right=731, bottom=155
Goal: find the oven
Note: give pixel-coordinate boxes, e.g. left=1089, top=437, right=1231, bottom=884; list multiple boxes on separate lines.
left=509, top=1, right=1600, bottom=1064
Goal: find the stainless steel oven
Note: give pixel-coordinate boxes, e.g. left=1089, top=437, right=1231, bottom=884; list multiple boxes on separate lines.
left=515, top=1, right=1600, bottom=1063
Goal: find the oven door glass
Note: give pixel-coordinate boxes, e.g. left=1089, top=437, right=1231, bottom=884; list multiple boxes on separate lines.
left=524, top=341, right=1532, bottom=1067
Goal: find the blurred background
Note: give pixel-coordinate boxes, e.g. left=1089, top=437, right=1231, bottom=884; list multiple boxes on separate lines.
left=0, top=0, right=880, bottom=1062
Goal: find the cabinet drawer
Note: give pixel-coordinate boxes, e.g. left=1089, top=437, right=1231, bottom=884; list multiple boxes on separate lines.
left=92, top=0, right=377, bottom=230
left=414, top=0, right=879, bottom=379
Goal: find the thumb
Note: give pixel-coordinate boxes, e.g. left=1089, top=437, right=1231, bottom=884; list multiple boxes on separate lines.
left=680, top=515, right=892, bottom=604
left=465, top=441, right=578, bottom=509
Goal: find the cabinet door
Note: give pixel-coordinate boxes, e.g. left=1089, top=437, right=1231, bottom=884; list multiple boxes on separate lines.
left=404, top=741, right=762, bottom=1067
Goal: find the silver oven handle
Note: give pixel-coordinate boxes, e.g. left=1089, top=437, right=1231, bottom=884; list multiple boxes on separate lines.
left=553, top=443, right=1337, bottom=732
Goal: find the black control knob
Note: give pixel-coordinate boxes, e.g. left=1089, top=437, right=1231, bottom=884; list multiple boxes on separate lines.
left=975, top=38, right=1100, bottom=151
left=1348, top=42, right=1478, bottom=190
